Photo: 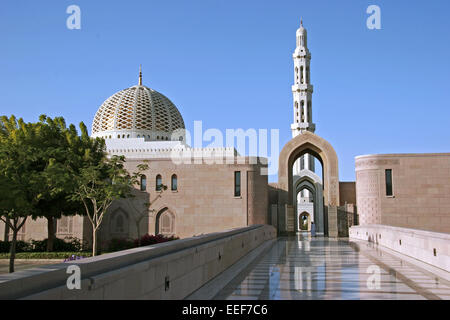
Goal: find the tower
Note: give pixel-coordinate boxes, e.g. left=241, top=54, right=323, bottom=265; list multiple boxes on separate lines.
left=291, top=20, right=315, bottom=177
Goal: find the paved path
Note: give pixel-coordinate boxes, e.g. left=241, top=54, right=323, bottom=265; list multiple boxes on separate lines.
left=0, top=260, right=60, bottom=274
left=214, top=234, right=450, bottom=300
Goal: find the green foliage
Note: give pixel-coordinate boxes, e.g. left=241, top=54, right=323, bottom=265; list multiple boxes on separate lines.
left=29, top=237, right=85, bottom=252
left=70, top=155, right=137, bottom=256
left=0, top=240, right=32, bottom=253
left=0, top=238, right=85, bottom=253
left=0, top=114, right=107, bottom=269
left=106, top=238, right=136, bottom=252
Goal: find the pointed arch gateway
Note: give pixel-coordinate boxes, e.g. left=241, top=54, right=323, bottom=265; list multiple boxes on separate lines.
left=278, top=131, right=340, bottom=237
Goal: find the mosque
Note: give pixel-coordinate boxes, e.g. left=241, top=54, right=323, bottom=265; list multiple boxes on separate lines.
left=1, top=21, right=449, bottom=248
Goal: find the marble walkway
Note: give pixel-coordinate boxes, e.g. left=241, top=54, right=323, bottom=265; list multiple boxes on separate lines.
left=214, top=234, right=450, bottom=300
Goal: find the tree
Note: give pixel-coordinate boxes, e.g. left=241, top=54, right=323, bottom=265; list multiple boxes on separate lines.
left=0, top=114, right=106, bottom=271
left=126, top=163, right=167, bottom=244
left=70, top=155, right=135, bottom=256
left=30, top=115, right=104, bottom=251
left=0, top=116, right=43, bottom=272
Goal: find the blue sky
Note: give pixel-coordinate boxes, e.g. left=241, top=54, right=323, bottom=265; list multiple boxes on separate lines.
left=1, top=0, right=449, bottom=182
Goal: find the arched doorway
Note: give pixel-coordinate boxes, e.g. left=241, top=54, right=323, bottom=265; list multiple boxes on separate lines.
left=155, top=208, right=176, bottom=236
left=299, top=212, right=311, bottom=231
left=278, top=131, right=340, bottom=237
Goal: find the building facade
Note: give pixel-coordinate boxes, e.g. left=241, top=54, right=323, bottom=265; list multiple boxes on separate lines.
left=355, top=153, right=450, bottom=233
left=1, top=20, right=449, bottom=247
left=0, top=69, right=269, bottom=247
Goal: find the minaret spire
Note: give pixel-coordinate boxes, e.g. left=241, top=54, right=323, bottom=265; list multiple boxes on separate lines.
left=291, top=19, right=316, bottom=175
left=291, top=20, right=314, bottom=136
left=139, top=64, right=142, bottom=85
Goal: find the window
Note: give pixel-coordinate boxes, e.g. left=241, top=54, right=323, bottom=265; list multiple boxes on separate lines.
left=140, top=175, right=147, bottom=191
left=301, top=101, right=305, bottom=122
left=171, top=174, right=178, bottom=191
left=156, top=209, right=175, bottom=235
left=300, top=156, right=305, bottom=170
left=300, top=66, right=304, bottom=84
left=156, top=174, right=162, bottom=191
left=111, top=210, right=128, bottom=235
left=115, top=215, right=124, bottom=233
left=234, top=171, right=241, bottom=197
left=385, top=169, right=393, bottom=196
left=57, top=216, right=73, bottom=234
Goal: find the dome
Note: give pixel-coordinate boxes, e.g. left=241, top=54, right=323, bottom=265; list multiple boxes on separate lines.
left=91, top=83, right=185, bottom=141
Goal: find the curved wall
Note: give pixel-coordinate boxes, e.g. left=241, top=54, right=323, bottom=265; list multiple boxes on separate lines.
left=355, top=153, right=450, bottom=233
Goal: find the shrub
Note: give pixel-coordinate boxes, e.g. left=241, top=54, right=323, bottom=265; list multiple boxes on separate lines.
left=0, top=237, right=85, bottom=253
left=135, top=234, right=179, bottom=247
left=0, top=241, right=9, bottom=253
left=30, top=237, right=85, bottom=252
left=0, top=240, right=32, bottom=253
left=106, top=238, right=135, bottom=252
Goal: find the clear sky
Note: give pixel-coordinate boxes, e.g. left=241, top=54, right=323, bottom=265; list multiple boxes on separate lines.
left=1, top=0, right=449, bottom=182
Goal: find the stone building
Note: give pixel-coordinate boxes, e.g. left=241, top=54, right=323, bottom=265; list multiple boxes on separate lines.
left=1, top=20, right=449, bottom=246
left=355, top=153, right=450, bottom=233
left=0, top=68, right=269, bottom=248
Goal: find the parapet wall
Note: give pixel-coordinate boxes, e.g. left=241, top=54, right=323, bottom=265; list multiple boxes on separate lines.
left=0, top=225, right=276, bottom=300
left=349, top=224, right=450, bottom=272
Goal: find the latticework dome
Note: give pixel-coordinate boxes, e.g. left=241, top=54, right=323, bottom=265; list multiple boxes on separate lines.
left=91, top=81, right=185, bottom=141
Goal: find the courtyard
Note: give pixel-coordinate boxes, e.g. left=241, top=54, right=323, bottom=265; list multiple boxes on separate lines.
left=215, top=235, right=450, bottom=300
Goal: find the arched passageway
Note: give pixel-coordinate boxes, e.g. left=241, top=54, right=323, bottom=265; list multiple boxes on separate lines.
left=277, top=131, right=340, bottom=237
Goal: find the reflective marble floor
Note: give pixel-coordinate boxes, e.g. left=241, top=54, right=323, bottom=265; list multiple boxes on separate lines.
left=214, top=234, right=450, bottom=300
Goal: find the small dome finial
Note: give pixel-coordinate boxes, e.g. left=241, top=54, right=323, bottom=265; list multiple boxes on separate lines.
left=139, top=64, right=142, bottom=86
left=300, top=17, right=303, bottom=26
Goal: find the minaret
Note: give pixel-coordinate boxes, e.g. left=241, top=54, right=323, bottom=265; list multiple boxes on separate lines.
left=292, top=20, right=315, bottom=177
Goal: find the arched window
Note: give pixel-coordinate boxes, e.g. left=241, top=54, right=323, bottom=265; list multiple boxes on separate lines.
left=171, top=174, right=178, bottom=191
left=156, top=208, right=175, bottom=235
left=300, top=66, right=304, bottom=84
left=115, top=215, right=124, bottom=233
left=111, top=210, right=128, bottom=235
left=57, top=216, right=73, bottom=235
left=156, top=174, right=162, bottom=191
left=301, top=101, right=305, bottom=122
left=140, top=175, right=147, bottom=191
